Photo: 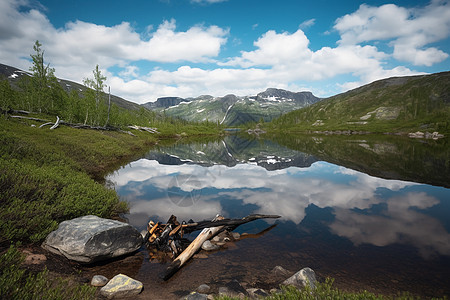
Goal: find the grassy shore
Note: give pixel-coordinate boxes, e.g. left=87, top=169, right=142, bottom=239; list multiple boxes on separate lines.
left=0, top=114, right=185, bottom=299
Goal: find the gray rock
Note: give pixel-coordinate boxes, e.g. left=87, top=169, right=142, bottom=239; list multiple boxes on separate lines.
left=100, top=274, right=143, bottom=299
left=197, top=284, right=211, bottom=293
left=201, top=240, right=219, bottom=251
left=91, top=275, right=108, bottom=287
left=282, top=267, right=317, bottom=289
left=182, top=292, right=208, bottom=300
left=42, top=215, right=143, bottom=263
left=271, top=265, right=292, bottom=278
left=219, top=280, right=248, bottom=298
left=247, top=288, right=269, bottom=298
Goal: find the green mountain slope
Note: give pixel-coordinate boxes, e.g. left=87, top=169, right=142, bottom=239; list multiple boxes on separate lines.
left=0, top=63, right=142, bottom=111
left=269, top=72, right=450, bottom=134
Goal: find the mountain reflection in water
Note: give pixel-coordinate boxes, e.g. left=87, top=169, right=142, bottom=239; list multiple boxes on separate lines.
left=106, top=135, right=450, bottom=297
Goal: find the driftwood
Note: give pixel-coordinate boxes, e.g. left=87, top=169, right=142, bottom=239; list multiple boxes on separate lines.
left=180, top=214, right=281, bottom=234
left=50, top=116, right=60, bottom=129
left=162, top=215, right=225, bottom=280
left=39, top=116, right=60, bottom=129
left=144, top=214, right=281, bottom=280
left=128, top=125, right=160, bottom=134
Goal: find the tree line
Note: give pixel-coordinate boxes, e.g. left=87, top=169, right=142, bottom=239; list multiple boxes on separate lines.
left=0, top=40, right=213, bottom=132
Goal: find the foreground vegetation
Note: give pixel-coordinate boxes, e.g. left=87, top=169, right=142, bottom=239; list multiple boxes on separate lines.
left=216, top=280, right=447, bottom=300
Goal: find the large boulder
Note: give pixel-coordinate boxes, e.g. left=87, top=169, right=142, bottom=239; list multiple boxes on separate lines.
left=42, top=215, right=143, bottom=263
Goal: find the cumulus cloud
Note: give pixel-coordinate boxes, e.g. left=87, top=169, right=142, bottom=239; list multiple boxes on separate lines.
left=0, top=0, right=448, bottom=103
left=0, top=0, right=228, bottom=86
left=334, top=1, right=450, bottom=66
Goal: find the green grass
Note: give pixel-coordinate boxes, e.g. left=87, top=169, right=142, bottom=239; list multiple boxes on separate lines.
left=0, top=244, right=96, bottom=300
left=0, top=115, right=159, bottom=244
left=214, top=279, right=447, bottom=300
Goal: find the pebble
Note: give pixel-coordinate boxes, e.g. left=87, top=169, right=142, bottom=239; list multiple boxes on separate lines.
left=91, top=275, right=108, bottom=287
left=197, top=284, right=211, bottom=293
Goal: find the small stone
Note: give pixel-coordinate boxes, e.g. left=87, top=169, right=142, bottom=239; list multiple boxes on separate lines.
left=270, top=288, right=282, bottom=294
left=91, top=275, right=108, bottom=287
left=219, top=280, right=248, bottom=298
left=271, top=266, right=292, bottom=278
left=231, top=232, right=240, bottom=240
left=182, top=292, right=208, bottom=300
left=201, top=240, right=219, bottom=251
left=197, top=284, right=210, bottom=293
left=282, top=267, right=317, bottom=289
left=100, top=274, right=143, bottom=299
left=23, top=251, right=47, bottom=265
left=247, top=288, right=269, bottom=298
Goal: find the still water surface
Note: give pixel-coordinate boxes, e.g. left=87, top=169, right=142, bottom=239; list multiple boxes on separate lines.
left=106, top=135, right=450, bottom=298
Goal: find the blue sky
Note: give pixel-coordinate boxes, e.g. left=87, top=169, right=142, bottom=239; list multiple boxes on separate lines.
left=1, top=0, right=449, bottom=103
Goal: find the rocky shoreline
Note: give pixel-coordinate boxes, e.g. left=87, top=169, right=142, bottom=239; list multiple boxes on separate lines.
left=306, top=129, right=445, bottom=139
left=88, top=266, right=316, bottom=299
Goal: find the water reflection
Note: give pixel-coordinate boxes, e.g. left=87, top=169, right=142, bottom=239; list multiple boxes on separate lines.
left=107, top=141, right=450, bottom=259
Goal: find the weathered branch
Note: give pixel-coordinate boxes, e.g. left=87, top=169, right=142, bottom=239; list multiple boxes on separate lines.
left=162, top=216, right=225, bottom=280
left=50, top=116, right=60, bottom=130
left=182, top=214, right=281, bottom=234
left=128, top=125, right=160, bottom=134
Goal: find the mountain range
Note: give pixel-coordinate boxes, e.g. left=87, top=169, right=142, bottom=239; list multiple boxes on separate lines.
left=2, top=62, right=449, bottom=133
left=1, top=62, right=320, bottom=126
left=143, top=89, right=321, bottom=126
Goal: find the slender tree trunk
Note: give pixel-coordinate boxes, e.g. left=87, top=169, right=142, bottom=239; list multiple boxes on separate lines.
left=105, top=86, right=111, bottom=128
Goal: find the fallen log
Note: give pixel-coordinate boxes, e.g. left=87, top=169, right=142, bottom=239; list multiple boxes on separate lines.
left=162, top=215, right=225, bottom=280
left=181, top=214, right=281, bottom=234
left=128, top=125, right=160, bottom=134
left=10, top=115, right=50, bottom=122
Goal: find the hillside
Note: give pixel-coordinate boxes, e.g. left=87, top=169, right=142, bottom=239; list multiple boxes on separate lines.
left=269, top=72, right=450, bottom=135
left=143, top=89, right=320, bottom=126
left=0, top=63, right=142, bottom=111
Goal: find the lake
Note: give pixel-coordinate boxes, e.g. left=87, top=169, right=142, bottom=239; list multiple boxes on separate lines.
left=104, top=134, right=450, bottom=298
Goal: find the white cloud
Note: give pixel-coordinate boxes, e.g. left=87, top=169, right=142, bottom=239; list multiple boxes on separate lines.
left=222, top=29, right=312, bottom=68
left=0, top=1, right=228, bottom=88
left=0, top=0, right=448, bottom=103
left=299, top=18, right=315, bottom=30
left=334, top=1, right=450, bottom=66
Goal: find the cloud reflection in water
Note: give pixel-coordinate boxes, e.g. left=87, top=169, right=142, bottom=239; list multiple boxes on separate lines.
left=107, top=159, right=450, bottom=257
